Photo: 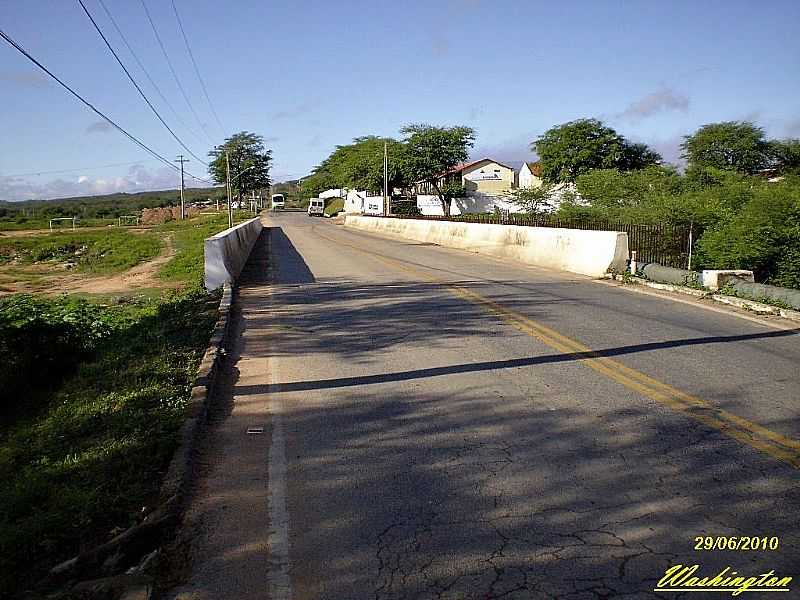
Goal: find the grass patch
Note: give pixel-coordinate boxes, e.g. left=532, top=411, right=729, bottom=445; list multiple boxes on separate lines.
left=0, top=286, right=219, bottom=595
left=324, top=197, right=344, bottom=216
left=157, top=211, right=256, bottom=283
left=0, top=230, right=161, bottom=275
left=0, top=218, right=118, bottom=231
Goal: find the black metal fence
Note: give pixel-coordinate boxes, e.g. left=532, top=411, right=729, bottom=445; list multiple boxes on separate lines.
left=386, top=213, right=693, bottom=269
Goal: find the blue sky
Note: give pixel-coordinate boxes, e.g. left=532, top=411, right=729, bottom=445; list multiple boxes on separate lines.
left=1, top=0, right=799, bottom=201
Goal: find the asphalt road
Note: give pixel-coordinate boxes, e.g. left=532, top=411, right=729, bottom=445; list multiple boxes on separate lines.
left=169, top=212, right=800, bottom=600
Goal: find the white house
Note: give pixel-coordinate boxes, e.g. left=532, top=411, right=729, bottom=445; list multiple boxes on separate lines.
left=413, top=158, right=523, bottom=216
left=518, top=162, right=543, bottom=189
left=415, top=158, right=516, bottom=197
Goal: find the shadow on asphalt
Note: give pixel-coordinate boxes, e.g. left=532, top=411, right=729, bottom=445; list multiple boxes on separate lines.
left=232, top=327, right=799, bottom=394
left=240, top=227, right=315, bottom=286
left=194, top=223, right=800, bottom=598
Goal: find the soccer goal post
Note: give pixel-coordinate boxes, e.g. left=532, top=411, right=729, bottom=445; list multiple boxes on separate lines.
left=49, top=217, right=77, bottom=230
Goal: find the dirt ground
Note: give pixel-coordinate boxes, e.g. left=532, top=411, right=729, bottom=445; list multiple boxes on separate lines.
left=0, top=235, right=177, bottom=296
left=0, top=225, right=153, bottom=238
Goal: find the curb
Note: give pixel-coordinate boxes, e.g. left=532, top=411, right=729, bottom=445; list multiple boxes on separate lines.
left=608, top=275, right=800, bottom=323
left=40, top=284, right=236, bottom=600
left=159, top=282, right=234, bottom=505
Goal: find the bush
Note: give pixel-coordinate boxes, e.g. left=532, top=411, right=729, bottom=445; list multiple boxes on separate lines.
left=324, top=197, right=345, bottom=216
left=695, top=178, right=800, bottom=287
left=392, top=201, right=421, bottom=216
left=0, top=295, right=123, bottom=424
left=0, top=286, right=219, bottom=595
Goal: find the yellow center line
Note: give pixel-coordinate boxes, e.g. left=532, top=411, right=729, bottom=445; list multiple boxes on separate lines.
left=312, top=226, right=800, bottom=469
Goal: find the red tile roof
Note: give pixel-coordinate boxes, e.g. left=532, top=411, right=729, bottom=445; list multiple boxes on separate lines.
left=526, top=162, right=542, bottom=176
left=444, top=158, right=515, bottom=176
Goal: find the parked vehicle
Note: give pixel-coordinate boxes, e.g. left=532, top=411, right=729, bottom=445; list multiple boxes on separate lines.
left=271, top=194, right=285, bottom=209
left=307, top=198, right=325, bottom=217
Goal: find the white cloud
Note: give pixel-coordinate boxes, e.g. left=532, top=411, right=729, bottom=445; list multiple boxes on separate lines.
left=0, top=164, right=206, bottom=202
left=617, top=87, right=689, bottom=122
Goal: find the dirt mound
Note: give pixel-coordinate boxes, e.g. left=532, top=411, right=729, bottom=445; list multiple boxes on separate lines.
left=141, top=207, right=200, bottom=225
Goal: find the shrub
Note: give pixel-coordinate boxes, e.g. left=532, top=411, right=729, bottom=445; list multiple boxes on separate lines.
left=695, top=178, right=800, bottom=287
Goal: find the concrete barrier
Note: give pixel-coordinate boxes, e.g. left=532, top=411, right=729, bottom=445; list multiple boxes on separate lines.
left=701, top=269, right=754, bottom=291
left=204, top=217, right=263, bottom=290
left=344, top=215, right=628, bottom=277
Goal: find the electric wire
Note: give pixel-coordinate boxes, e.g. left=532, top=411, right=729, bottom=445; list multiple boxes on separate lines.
left=139, top=0, right=214, bottom=143
left=2, top=160, right=160, bottom=179
left=77, top=0, right=208, bottom=166
left=96, top=0, right=207, bottom=145
left=0, top=27, right=212, bottom=184
left=171, top=0, right=225, bottom=136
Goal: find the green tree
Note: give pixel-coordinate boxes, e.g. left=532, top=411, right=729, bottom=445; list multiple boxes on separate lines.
left=511, top=182, right=558, bottom=214
left=401, top=124, right=475, bottom=216
left=300, top=170, right=337, bottom=200
left=208, top=132, right=272, bottom=200
left=308, top=136, right=408, bottom=196
left=533, top=118, right=661, bottom=183
left=681, top=121, right=770, bottom=175
left=769, top=138, right=800, bottom=173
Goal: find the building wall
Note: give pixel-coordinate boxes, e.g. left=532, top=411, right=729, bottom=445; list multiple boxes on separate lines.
left=518, top=164, right=543, bottom=189
left=416, top=193, right=525, bottom=216
left=462, top=160, right=515, bottom=194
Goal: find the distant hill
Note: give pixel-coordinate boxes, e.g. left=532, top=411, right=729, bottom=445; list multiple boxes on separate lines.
left=0, top=186, right=225, bottom=219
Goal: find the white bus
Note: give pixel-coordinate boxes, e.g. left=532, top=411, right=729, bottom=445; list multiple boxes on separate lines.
left=271, top=194, right=285, bottom=209
left=307, top=198, right=325, bottom=217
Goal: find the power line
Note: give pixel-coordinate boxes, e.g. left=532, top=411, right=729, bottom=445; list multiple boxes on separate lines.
left=77, top=0, right=208, bottom=166
left=2, top=160, right=160, bottom=179
left=139, top=0, right=214, bottom=144
left=0, top=26, right=211, bottom=184
left=96, top=0, right=207, bottom=145
left=171, top=0, right=225, bottom=136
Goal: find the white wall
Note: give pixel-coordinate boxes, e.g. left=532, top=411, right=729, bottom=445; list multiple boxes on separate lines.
left=319, top=188, right=346, bottom=199
left=204, top=217, right=263, bottom=290
left=416, top=193, right=525, bottom=216
left=518, top=163, right=542, bottom=189
left=344, top=215, right=628, bottom=278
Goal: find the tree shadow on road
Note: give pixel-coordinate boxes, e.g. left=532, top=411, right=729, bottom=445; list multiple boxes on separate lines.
left=165, top=225, right=800, bottom=599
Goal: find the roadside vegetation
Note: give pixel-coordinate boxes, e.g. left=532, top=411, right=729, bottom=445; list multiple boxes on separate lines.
left=0, top=288, right=219, bottom=595
left=539, top=121, right=800, bottom=289
left=0, top=207, right=255, bottom=595
left=157, top=211, right=254, bottom=282
left=0, top=229, right=161, bottom=275
left=324, top=197, right=344, bottom=217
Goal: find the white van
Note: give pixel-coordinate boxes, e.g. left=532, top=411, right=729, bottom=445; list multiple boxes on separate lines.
left=271, top=194, right=285, bottom=210
left=307, top=198, right=325, bottom=217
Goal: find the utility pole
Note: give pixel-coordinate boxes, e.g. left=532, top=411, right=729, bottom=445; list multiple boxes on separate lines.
left=226, top=151, right=233, bottom=229
left=251, top=190, right=257, bottom=215
left=383, top=141, right=389, bottom=216
left=174, top=155, right=189, bottom=219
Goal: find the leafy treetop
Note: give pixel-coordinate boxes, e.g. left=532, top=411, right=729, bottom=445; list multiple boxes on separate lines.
left=208, top=131, right=272, bottom=198
left=401, top=124, right=475, bottom=215
left=533, top=118, right=661, bottom=184
left=680, top=121, right=771, bottom=175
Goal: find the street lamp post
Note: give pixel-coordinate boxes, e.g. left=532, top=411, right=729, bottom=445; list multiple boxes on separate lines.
left=226, top=152, right=232, bottom=228
left=226, top=155, right=256, bottom=229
